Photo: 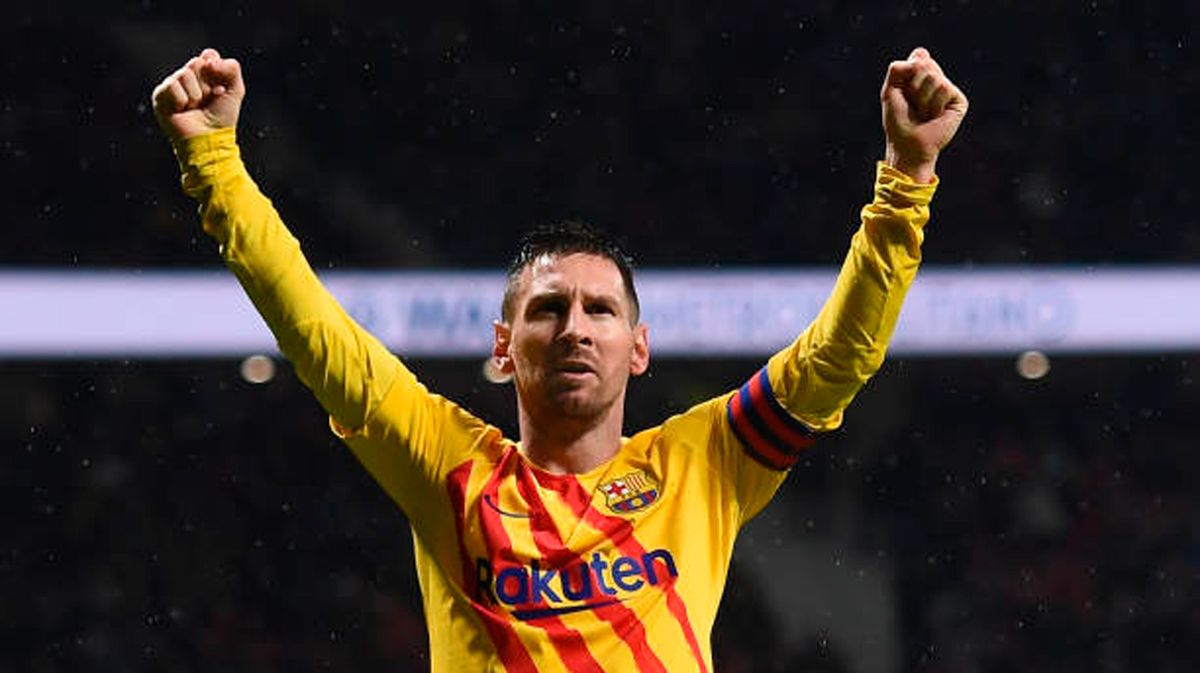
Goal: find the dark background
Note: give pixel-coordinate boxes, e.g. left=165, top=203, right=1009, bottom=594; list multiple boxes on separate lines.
left=3, top=1, right=1197, bottom=671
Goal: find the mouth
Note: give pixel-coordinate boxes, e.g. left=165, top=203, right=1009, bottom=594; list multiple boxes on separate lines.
left=555, top=361, right=596, bottom=375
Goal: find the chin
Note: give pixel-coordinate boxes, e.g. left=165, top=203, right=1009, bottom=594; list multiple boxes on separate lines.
left=553, top=396, right=602, bottom=419
left=548, top=389, right=609, bottom=419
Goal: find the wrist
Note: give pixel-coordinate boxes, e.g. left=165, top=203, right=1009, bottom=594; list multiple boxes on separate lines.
left=884, top=145, right=937, bottom=184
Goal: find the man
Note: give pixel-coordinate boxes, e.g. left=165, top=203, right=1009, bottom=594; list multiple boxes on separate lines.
left=152, top=46, right=966, bottom=672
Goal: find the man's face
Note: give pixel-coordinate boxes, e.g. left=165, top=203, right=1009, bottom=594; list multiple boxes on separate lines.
left=494, top=252, right=649, bottom=423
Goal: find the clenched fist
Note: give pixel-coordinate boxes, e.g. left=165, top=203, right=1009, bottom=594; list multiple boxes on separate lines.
left=881, top=47, right=968, bottom=184
left=151, top=48, right=246, bottom=142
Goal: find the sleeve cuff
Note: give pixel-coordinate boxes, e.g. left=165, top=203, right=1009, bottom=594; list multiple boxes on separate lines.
left=172, top=127, right=242, bottom=198
left=874, top=161, right=938, bottom=208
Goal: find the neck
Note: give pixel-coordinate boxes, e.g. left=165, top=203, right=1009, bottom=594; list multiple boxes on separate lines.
left=517, top=398, right=626, bottom=474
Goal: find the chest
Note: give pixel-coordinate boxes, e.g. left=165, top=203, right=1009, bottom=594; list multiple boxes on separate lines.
left=469, top=457, right=673, bottom=555
left=466, top=461, right=687, bottom=611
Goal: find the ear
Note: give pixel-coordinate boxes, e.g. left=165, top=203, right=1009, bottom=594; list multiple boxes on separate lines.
left=492, top=320, right=514, bottom=374
left=629, top=323, right=650, bottom=376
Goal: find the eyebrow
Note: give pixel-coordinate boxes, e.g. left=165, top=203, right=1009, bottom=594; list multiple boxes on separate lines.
left=524, top=287, right=624, bottom=311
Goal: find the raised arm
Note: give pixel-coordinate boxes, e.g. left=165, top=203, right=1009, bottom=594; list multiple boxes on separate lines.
left=726, top=47, right=967, bottom=486
left=151, top=49, right=400, bottom=431
left=773, top=47, right=967, bottom=429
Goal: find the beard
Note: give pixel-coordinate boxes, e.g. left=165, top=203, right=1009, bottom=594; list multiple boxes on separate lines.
left=520, top=368, right=625, bottom=425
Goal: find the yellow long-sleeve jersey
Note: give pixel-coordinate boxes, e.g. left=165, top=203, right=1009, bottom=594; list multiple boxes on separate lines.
left=173, top=127, right=935, bottom=672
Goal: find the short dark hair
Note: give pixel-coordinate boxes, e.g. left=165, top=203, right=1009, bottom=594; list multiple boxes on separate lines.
left=501, top=221, right=640, bottom=323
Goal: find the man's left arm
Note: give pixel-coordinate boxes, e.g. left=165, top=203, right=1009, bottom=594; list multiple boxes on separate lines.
left=723, top=48, right=967, bottom=514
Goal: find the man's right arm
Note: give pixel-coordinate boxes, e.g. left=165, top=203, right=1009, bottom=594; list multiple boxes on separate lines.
left=152, top=49, right=399, bottom=431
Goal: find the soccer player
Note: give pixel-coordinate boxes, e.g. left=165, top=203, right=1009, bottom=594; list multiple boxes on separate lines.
left=152, top=47, right=966, bottom=672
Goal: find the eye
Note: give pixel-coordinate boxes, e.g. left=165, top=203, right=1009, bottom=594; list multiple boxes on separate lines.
left=530, top=297, right=568, bottom=316
left=586, top=301, right=616, bottom=315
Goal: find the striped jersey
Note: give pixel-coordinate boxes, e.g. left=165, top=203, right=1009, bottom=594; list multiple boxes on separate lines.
left=173, top=128, right=935, bottom=671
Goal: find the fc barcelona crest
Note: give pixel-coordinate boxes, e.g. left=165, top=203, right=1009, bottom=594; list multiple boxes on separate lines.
left=599, top=470, right=660, bottom=514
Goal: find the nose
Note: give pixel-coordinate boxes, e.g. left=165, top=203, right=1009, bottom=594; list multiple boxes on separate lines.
left=558, top=300, right=593, bottom=345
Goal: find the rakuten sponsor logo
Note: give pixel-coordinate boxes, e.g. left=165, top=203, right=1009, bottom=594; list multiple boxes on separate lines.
left=475, top=550, right=678, bottom=620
